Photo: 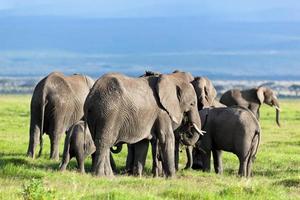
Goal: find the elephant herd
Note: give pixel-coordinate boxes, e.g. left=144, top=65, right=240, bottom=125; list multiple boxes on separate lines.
left=26, top=71, right=280, bottom=178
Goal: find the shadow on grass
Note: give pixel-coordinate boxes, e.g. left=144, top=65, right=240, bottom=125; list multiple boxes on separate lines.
left=0, top=152, right=154, bottom=179
left=254, top=168, right=300, bottom=177
left=266, top=140, right=300, bottom=147
left=275, top=178, right=300, bottom=188
left=0, top=153, right=61, bottom=180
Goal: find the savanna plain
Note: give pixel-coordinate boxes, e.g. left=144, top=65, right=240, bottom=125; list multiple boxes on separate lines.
left=0, top=95, right=299, bottom=200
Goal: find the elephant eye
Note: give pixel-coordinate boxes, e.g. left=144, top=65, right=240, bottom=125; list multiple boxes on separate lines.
left=190, top=101, right=195, bottom=106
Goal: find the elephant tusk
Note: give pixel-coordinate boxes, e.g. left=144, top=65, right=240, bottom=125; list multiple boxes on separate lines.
left=273, top=105, right=281, bottom=111
left=192, top=123, right=205, bottom=135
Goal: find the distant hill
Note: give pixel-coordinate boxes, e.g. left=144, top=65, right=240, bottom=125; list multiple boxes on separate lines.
left=0, top=76, right=299, bottom=98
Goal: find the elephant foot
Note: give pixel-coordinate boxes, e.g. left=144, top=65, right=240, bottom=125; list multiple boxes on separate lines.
left=50, top=153, right=59, bottom=161
left=184, top=164, right=192, bottom=170
left=94, top=160, right=114, bottom=177
left=121, top=169, right=133, bottom=176
left=26, top=152, right=34, bottom=158
left=94, top=169, right=114, bottom=177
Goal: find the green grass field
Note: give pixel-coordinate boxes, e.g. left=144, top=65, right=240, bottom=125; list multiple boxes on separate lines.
left=0, top=95, right=299, bottom=200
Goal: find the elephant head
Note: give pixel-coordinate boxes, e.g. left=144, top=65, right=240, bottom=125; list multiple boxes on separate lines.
left=256, top=86, right=280, bottom=127
left=191, top=77, right=217, bottom=110
left=156, top=72, right=203, bottom=146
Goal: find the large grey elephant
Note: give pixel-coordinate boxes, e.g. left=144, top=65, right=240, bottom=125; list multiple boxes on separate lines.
left=191, top=106, right=261, bottom=177
left=220, top=86, right=280, bottom=126
left=125, top=75, right=222, bottom=176
left=84, top=71, right=203, bottom=177
left=27, top=72, right=94, bottom=160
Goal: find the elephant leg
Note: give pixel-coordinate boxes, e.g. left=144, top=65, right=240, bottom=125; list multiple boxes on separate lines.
left=157, top=119, right=176, bottom=178
left=110, top=152, right=117, bottom=173
left=174, top=138, right=180, bottom=171
left=133, top=139, right=149, bottom=177
left=91, top=152, right=96, bottom=172
left=238, top=157, right=247, bottom=177
left=246, top=134, right=259, bottom=177
left=50, top=131, right=63, bottom=160
left=151, top=138, right=160, bottom=177
left=76, top=153, right=85, bottom=173
left=93, top=145, right=113, bottom=177
left=49, top=117, right=65, bottom=160
left=93, top=126, right=115, bottom=177
left=246, top=156, right=253, bottom=178
left=157, top=160, right=164, bottom=177
left=37, top=135, right=43, bottom=158
left=27, top=124, right=41, bottom=158
left=202, top=150, right=211, bottom=172
left=125, top=144, right=134, bottom=175
left=184, top=146, right=193, bottom=169
left=212, top=149, right=223, bottom=174
left=59, top=152, right=70, bottom=171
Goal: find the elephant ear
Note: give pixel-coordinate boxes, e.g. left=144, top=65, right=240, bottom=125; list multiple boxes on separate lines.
left=256, top=87, right=265, bottom=104
left=156, top=75, right=182, bottom=124
left=209, top=80, right=217, bottom=100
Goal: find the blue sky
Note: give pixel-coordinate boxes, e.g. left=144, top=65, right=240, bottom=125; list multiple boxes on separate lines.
left=0, top=0, right=300, bottom=78
left=1, top=0, right=300, bottom=21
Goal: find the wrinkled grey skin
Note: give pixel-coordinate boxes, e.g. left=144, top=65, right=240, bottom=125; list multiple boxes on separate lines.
left=124, top=71, right=160, bottom=176
left=124, top=71, right=203, bottom=177
left=59, top=121, right=96, bottom=173
left=125, top=75, right=221, bottom=176
left=220, top=87, right=280, bottom=127
left=192, top=106, right=261, bottom=177
left=27, top=72, right=94, bottom=160
left=84, top=71, right=202, bottom=177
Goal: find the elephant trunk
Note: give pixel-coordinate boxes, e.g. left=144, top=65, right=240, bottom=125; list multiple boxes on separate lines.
left=273, top=99, right=280, bottom=127
left=181, top=108, right=203, bottom=146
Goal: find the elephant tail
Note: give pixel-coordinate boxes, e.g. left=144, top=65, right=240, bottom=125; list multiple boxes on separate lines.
left=246, top=124, right=261, bottom=164
left=38, top=89, right=47, bottom=157
left=251, top=126, right=261, bottom=161
left=110, top=144, right=123, bottom=154
left=243, top=109, right=261, bottom=162
left=83, top=117, right=88, bottom=154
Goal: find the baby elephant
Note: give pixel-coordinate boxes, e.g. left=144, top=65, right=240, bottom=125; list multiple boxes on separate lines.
left=59, top=121, right=96, bottom=173
left=191, top=106, right=261, bottom=177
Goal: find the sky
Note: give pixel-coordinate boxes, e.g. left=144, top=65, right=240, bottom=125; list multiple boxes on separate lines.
left=1, top=0, right=300, bottom=21
left=1, top=0, right=300, bottom=78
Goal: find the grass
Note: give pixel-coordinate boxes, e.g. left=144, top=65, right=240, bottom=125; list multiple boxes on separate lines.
left=0, top=95, right=299, bottom=200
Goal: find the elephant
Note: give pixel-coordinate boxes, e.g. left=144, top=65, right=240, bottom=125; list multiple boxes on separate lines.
left=59, top=121, right=96, bottom=173
left=27, top=72, right=94, bottom=160
left=190, top=106, right=261, bottom=177
left=191, top=76, right=218, bottom=110
left=84, top=71, right=203, bottom=177
left=220, top=86, right=280, bottom=126
left=125, top=75, right=222, bottom=176
left=123, top=71, right=161, bottom=176
left=183, top=76, right=227, bottom=170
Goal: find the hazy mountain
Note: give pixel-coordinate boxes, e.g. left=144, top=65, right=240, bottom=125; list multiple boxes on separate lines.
left=0, top=16, right=300, bottom=79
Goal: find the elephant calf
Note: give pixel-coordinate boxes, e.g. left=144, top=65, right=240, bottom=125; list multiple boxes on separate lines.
left=191, top=106, right=261, bottom=177
left=59, top=121, right=95, bottom=173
